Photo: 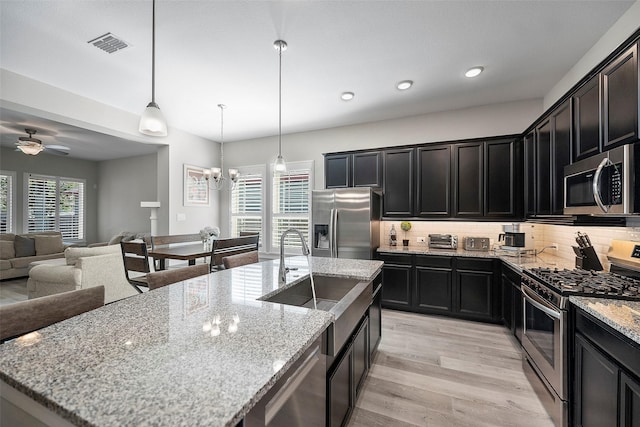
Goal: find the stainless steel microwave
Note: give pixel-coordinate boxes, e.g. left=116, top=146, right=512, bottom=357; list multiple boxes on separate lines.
left=564, top=144, right=638, bottom=215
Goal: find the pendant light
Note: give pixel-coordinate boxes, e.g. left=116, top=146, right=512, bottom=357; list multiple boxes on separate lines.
left=273, top=39, right=287, bottom=173
left=204, top=104, right=238, bottom=190
left=139, top=0, right=168, bottom=137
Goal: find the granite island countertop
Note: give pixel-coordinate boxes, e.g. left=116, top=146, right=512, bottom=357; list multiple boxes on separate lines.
left=0, top=256, right=382, bottom=427
left=570, top=297, right=640, bottom=345
left=377, top=245, right=575, bottom=271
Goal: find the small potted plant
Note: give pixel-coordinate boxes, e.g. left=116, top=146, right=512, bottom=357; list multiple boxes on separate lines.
left=400, top=221, right=411, bottom=246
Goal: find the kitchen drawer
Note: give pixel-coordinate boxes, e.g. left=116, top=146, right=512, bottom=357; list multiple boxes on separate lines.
left=378, top=253, right=412, bottom=266
left=416, top=255, right=452, bottom=268
left=456, top=257, right=495, bottom=272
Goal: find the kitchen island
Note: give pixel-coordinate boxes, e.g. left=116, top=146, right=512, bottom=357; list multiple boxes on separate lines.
left=0, top=256, right=382, bottom=427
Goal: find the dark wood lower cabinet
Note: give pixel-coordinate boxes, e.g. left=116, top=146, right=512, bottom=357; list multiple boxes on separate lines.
left=501, top=264, right=522, bottom=343
left=328, top=345, right=352, bottom=427
left=369, top=284, right=382, bottom=358
left=573, top=309, right=640, bottom=427
left=620, top=372, right=640, bottom=427
left=574, top=333, right=618, bottom=426
left=379, top=253, right=499, bottom=323
left=327, top=315, right=370, bottom=427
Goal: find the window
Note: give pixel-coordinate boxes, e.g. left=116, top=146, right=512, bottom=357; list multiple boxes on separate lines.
left=230, top=165, right=265, bottom=242
left=271, top=163, right=312, bottom=252
left=25, top=174, right=85, bottom=241
left=0, top=171, right=15, bottom=233
left=230, top=161, right=313, bottom=254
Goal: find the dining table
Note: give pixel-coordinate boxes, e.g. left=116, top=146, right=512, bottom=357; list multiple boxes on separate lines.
left=147, top=243, right=210, bottom=270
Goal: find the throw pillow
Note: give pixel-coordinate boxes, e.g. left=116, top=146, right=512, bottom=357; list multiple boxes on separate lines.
left=0, top=240, right=15, bottom=259
left=14, top=235, right=36, bottom=257
left=34, top=235, right=65, bottom=255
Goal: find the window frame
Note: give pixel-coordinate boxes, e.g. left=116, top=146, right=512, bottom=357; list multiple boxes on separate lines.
left=229, top=160, right=314, bottom=255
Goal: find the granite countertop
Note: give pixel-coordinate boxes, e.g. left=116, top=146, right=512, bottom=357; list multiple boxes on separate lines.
left=0, top=256, right=382, bottom=427
left=570, top=297, right=640, bottom=345
left=377, top=244, right=575, bottom=271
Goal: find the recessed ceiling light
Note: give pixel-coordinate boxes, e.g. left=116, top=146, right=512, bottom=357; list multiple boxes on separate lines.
left=396, top=80, right=413, bottom=90
left=341, top=92, right=355, bottom=101
left=465, top=66, right=484, bottom=78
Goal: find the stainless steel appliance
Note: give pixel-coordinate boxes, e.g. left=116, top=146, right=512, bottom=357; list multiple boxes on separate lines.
left=564, top=143, right=639, bottom=215
left=311, top=188, right=380, bottom=259
left=463, top=237, right=490, bottom=251
left=521, top=250, right=640, bottom=427
left=428, top=234, right=458, bottom=249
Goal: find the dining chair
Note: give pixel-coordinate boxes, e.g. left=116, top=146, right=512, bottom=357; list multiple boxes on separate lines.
left=146, top=263, right=210, bottom=290
left=210, top=235, right=260, bottom=272
left=222, top=251, right=259, bottom=269
left=120, top=241, right=152, bottom=292
left=0, top=286, right=105, bottom=343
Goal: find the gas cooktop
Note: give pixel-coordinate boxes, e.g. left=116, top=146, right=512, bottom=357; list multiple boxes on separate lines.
left=524, top=267, right=640, bottom=300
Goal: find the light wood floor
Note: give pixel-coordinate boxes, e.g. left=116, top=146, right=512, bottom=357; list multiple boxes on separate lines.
left=347, top=309, right=554, bottom=427
left=0, top=277, right=28, bottom=306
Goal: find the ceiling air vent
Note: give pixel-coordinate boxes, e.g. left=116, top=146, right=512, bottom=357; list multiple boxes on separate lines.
left=87, top=33, right=130, bottom=54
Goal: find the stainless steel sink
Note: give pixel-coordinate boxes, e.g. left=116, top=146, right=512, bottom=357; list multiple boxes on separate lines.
left=261, top=274, right=372, bottom=356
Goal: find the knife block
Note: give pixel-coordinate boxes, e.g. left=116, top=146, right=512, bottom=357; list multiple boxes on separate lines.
left=573, top=245, right=603, bottom=271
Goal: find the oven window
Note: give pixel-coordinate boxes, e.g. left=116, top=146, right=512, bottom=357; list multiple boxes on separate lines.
left=525, top=299, right=555, bottom=366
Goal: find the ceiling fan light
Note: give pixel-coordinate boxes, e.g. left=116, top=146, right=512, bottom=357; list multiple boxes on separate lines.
left=139, top=102, right=168, bottom=136
left=465, top=66, right=484, bottom=78
left=18, top=144, right=44, bottom=155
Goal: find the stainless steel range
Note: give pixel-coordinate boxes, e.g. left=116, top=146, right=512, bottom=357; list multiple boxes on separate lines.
left=520, top=239, right=640, bottom=427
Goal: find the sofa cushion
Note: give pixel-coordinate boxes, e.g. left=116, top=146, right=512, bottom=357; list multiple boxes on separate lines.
left=108, top=231, right=137, bottom=245
left=65, top=244, right=121, bottom=266
left=0, top=241, right=15, bottom=259
left=0, top=233, right=15, bottom=241
left=14, top=235, right=36, bottom=257
left=34, top=234, right=65, bottom=256
left=11, top=253, right=65, bottom=269
left=0, top=259, right=11, bottom=270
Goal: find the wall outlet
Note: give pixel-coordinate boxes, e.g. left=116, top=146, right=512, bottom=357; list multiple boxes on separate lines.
left=416, top=236, right=426, bottom=243
left=551, top=242, right=559, bottom=251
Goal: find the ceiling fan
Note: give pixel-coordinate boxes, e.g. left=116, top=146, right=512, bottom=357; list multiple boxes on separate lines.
left=15, top=128, right=70, bottom=156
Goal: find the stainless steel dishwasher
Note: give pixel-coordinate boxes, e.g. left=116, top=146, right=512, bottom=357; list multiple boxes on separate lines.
left=244, top=335, right=326, bottom=426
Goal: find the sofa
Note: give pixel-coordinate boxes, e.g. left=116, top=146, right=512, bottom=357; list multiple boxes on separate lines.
left=27, top=244, right=140, bottom=304
left=0, top=232, right=68, bottom=280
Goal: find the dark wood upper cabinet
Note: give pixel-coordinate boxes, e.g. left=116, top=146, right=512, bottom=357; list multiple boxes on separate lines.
left=485, top=139, right=521, bottom=218
left=382, top=148, right=414, bottom=217
left=551, top=100, right=572, bottom=214
left=453, top=142, right=484, bottom=217
left=573, top=74, right=601, bottom=161
left=352, top=151, right=382, bottom=187
left=602, top=42, right=639, bottom=149
left=535, top=118, right=552, bottom=215
left=325, top=154, right=351, bottom=188
left=416, top=144, right=451, bottom=217
left=524, top=132, right=536, bottom=216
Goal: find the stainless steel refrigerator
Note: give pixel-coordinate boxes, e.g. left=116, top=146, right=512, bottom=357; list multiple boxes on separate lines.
left=311, top=188, right=380, bottom=259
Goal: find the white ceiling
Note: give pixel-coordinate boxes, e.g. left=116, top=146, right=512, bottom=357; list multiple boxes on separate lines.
left=0, top=0, right=635, bottom=160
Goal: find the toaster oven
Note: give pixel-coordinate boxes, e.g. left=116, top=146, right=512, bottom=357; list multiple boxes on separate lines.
left=428, top=234, right=458, bottom=249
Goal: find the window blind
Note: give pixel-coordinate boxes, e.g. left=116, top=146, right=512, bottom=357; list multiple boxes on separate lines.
left=272, top=167, right=311, bottom=250
left=26, top=174, right=85, bottom=241
left=0, top=172, right=13, bottom=233
left=231, top=172, right=264, bottom=239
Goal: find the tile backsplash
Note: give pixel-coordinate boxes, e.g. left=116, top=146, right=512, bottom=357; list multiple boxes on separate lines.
left=380, top=221, right=640, bottom=271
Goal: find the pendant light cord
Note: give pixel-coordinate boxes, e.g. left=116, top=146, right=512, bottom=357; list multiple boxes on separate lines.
left=219, top=104, right=225, bottom=172
left=151, top=0, right=156, bottom=103
left=278, top=43, right=282, bottom=157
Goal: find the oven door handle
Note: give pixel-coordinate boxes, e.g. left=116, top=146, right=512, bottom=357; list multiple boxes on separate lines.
left=521, top=285, right=561, bottom=320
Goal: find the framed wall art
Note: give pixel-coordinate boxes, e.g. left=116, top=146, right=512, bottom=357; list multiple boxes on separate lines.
left=184, top=164, right=210, bottom=206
